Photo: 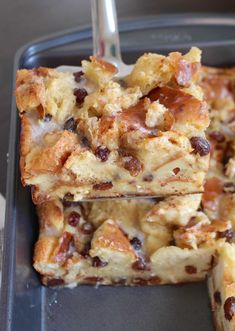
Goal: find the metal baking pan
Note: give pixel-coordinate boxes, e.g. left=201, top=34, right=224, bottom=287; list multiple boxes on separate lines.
left=2, top=14, right=235, bottom=331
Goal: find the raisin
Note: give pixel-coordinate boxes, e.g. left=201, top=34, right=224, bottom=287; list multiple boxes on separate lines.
left=222, top=142, right=234, bottom=165
left=130, top=237, right=142, bottom=250
left=74, top=88, right=88, bottom=104
left=185, top=265, right=197, bottom=274
left=173, top=167, right=180, bottom=175
left=209, top=131, right=225, bottom=143
left=118, top=79, right=127, bottom=88
left=218, top=228, right=234, bottom=243
left=214, top=291, right=222, bottom=304
left=63, top=200, right=80, bottom=208
left=223, top=182, right=235, bottom=193
left=44, top=114, right=52, bottom=122
left=64, top=117, right=76, bottom=132
left=81, top=222, right=94, bottom=235
left=73, top=71, right=84, bottom=83
left=68, top=211, right=80, bottom=227
left=123, top=155, right=143, bottom=177
left=92, top=256, right=108, bottom=268
left=143, top=174, right=153, bottom=182
left=80, top=242, right=91, bottom=258
left=93, top=182, right=113, bottom=190
left=80, top=136, right=90, bottom=148
left=190, top=137, right=210, bottom=156
left=95, top=146, right=110, bottom=162
left=169, top=239, right=176, bottom=246
left=224, top=296, right=235, bottom=321
left=132, top=258, right=147, bottom=271
left=47, top=278, right=65, bottom=287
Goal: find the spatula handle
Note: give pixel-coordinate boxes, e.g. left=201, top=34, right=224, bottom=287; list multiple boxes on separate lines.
left=91, top=0, right=122, bottom=66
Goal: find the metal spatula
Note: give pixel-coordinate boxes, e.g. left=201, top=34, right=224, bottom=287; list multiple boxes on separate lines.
left=57, top=0, right=133, bottom=77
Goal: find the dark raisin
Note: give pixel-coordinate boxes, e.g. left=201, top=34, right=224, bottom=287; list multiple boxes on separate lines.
left=130, top=237, right=142, bottom=250
left=63, top=200, right=80, bottom=208
left=123, top=155, right=143, bottom=177
left=92, top=256, right=108, bottom=268
left=46, top=278, right=65, bottom=287
left=68, top=211, right=80, bottom=227
left=64, top=117, right=76, bottom=132
left=214, top=291, right=222, bottom=304
left=95, top=146, right=110, bottom=162
left=143, top=174, right=153, bottom=182
left=80, top=242, right=91, bottom=258
left=209, top=131, right=225, bottom=143
left=81, top=222, right=94, bottom=235
left=74, top=88, right=88, bottom=104
left=118, top=79, right=127, bottom=88
left=44, top=114, right=52, bottom=122
left=73, top=71, right=84, bottom=83
left=185, top=265, right=197, bottom=274
left=169, top=239, right=176, bottom=246
left=63, top=200, right=72, bottom=208
left=80, top=136, right=90, bottom=148
left=224, top=296, right=235, bottom=321
left=222, top=144, right=233, bottom=166
left=190, top=136, right=210, bottom=156
left=223, top=182, right=235, bottom=193
left=218, top=228, right=234, bottom=243
left=93, top=182, right=113, bottom=190
left=173, top=167, right=180, bottom=175
left=132, top=258, right=147, bottom=271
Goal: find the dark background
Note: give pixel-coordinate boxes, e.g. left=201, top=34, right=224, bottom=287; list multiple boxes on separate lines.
left=1, top=0, right=235, bottom=197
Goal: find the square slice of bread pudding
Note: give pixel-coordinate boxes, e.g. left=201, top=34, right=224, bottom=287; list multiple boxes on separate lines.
left=34, top=195, right=230, bottom=287
left=16, top=47, right=210, bottom=203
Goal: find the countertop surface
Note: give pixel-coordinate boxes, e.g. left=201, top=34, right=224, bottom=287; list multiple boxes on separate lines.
left=1, top=0, right=235, bottom=198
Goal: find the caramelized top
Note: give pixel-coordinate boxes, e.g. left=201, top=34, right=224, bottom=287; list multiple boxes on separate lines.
left=148, top=86, right=210, bottom=128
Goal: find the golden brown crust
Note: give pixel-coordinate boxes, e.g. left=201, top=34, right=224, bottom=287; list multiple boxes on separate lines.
left=20, top=115, right=32, bottom=156
left=90, top=220, right=137, bottom=261
left=16, top=68, right=49, bottom=117
left=34, top=236, right=58, bottom=264
left=90, top=56, right=118, bottom=74
left=37, top=199, right=64, bottom=234
left=25, top=131, right=78, bottom=176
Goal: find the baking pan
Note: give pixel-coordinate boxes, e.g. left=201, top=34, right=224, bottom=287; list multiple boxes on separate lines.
left=2, top=14, right=235, bottom=331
